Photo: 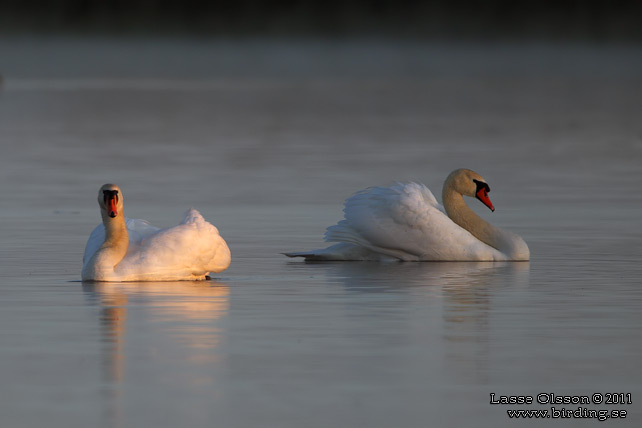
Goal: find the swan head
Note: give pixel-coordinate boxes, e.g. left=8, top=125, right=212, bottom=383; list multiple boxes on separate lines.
left=98, top=184, right=123, bottom=219
left=445, top=169, right=495, bottom=212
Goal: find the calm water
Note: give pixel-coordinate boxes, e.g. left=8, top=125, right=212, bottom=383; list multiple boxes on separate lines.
left=1, top=37, right=642, bottom=427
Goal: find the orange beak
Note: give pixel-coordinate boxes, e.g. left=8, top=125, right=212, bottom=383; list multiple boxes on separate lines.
left=476, top=187, right=495, bottom=212
left=107, top=197, right=118, bottom=218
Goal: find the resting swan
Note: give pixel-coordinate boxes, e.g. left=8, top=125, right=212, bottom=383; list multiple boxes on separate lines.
left=285, top=169, right=529, bottom=261
left=82, top=184, right=231, bottom=281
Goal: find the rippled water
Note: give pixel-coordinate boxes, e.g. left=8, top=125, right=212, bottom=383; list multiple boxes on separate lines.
left=1, top=38, right=641, bottom=427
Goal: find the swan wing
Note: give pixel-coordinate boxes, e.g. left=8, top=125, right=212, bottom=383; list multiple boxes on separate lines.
left=116, top=208, right=231, bottom=278
left=325, top=182, right=501, bottom=261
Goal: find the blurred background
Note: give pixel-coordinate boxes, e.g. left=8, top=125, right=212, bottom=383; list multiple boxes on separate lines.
left=1, top=0, right=641, bottom=243
left=1, top=0, right=642, bottom=40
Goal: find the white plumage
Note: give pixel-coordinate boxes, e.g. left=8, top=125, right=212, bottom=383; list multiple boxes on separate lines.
left=285, top=170, right=529, bottom=261
left=82, top=185, right=230, bottom=282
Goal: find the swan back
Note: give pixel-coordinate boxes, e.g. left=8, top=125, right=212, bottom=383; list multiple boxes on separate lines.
left=112, top=209, right=231, bottom=281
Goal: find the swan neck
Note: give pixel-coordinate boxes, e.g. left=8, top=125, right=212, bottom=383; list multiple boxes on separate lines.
left=441, top=183, right=530, bottom=261
left=99, top=211, right=128, bottom=264
left=442, top=185, right=500, bottom=250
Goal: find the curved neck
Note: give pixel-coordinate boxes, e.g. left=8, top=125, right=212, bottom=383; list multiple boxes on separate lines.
left=442, top=186, right=505, bottom=252
left=97, top=210, right=128, bottom=268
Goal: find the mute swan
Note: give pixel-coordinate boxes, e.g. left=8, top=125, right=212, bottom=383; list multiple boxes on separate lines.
left=285, top=169, right=529, bottom=261
left=82, top=184, right=231, bottom=281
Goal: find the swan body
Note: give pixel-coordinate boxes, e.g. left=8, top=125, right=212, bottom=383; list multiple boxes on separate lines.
left=82, top=184, right=231, bottom=281
left=285, top=169, right=529, bottom=261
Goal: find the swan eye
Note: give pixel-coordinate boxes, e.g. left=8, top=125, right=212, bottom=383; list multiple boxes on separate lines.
left=472, top=179, right=490, bottom=193
left=103, top=190, right=119, bottom=204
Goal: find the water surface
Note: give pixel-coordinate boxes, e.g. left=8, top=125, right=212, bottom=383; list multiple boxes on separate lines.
left=1, top=38, right=641, bottom=427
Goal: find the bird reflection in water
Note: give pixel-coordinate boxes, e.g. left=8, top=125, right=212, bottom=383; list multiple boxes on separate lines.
left=440, top=262, right=530, bottom=384
left=82, top=281, right=229, bottom=427
left=288, top=260, right=529, bottom=385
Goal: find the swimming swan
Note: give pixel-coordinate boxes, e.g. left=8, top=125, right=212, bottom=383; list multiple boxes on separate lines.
left=82, top=184, right=231, bottom=281
left=285, top=169, right=529, bottom=261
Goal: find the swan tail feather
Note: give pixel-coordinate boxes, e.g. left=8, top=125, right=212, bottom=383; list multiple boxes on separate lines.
left=282, top=246, right=361, bottom=260
left=283, top=243, right=400, bottom=261
left=283, top=251, right=317, bottom=259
